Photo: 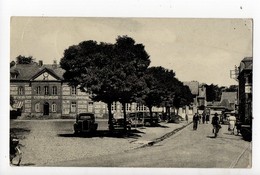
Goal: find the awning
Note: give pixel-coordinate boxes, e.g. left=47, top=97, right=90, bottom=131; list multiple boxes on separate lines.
left=13, top=101, right=24, bottom=109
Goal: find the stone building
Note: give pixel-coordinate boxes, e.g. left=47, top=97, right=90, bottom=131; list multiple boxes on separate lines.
left=10, top=61, right=153, bottom=119
left=183, top=81, right=207, bottom=115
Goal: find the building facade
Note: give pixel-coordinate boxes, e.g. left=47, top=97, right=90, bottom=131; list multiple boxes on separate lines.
left=10, top=61, right=157, bottom=119
left=238, top=57, right=252, bottom=125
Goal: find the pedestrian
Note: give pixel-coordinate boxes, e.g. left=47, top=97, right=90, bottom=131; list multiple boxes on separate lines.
left=185, top=114, right=188, bottom=123
left=211, top=113, right=221, bottom=137
left=193, top=113, right=199, bottom=130
left=202, top=113, right=206, bottom=124
left=198, top=114, right=202, bottom=124
left=206, top=114, right=210, bottom=124
left=228, top=114, right=236, bottom=135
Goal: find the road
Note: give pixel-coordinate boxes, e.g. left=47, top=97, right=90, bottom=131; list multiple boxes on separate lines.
left=53, top=122, right=251, bottom=168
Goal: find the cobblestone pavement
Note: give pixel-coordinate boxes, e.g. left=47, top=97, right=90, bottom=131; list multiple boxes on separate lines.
left=10, top=119, right=190, bottom=166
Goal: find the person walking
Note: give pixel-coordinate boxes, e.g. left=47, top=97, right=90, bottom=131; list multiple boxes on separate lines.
left=185, top=114, right=189, bottom=123
left=206, top=114, right=210, bottom=124
left=211, top=113, right=221, bottom=137
left=202, top=113, right=206, bottom=124
left=228, top=114, right=236, bottom=135
left=193, top=113, right=199, bottom=130
left=198, top=114, right=202, bottom=124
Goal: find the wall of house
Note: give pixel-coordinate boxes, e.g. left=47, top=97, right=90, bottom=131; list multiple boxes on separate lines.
left=10, top=82, right=32, bottom=117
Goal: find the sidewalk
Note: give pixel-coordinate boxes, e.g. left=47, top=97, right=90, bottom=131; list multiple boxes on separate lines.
left=130, top=121, right=192, bottom=148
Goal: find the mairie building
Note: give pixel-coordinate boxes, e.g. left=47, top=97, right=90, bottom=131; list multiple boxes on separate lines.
left=10, top=61, right=152, bottom=119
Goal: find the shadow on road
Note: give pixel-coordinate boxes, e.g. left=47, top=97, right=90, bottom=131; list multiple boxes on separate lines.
left=21, top=163, right=36, bottom=166
left=207, top=136, right=217, bottom=139
left=10, top=128, right=31, bottom=140
left=58, top=129, right=144, bottom=139
left=144, top=123, right=170, bottom=128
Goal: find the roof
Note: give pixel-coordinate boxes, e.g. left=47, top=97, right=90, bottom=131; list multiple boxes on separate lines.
left=10, top=63, right=65, bottom=81
left=240, top=57, right=253, bottom=72
left=220, top=92, right=237, bottom=104
left=219, top=99, right=233, bottom=111
left=183, top=81, right=199, bottom=95
left=207, top=93, right=235, bottom=111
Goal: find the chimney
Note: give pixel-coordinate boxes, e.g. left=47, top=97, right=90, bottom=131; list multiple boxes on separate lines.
left=52, top=60, right=57, bottom=69
left=39, top=60, right=43, bottom=67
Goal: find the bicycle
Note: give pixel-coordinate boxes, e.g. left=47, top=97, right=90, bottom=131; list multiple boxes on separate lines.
left=212, top=124, right=221, bottom=138
left=10, top=134, right=22, bottom=166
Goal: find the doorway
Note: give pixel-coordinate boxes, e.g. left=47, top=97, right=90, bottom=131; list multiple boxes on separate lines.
left=43, top=102, right=49, bottom=115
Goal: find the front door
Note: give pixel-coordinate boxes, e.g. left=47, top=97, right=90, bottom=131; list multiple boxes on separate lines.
left=43, top=102, right=49, bottom=115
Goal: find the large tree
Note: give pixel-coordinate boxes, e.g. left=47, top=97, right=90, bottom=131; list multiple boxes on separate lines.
left=143, top=66, right=175, bottom=121
left=16, top=55, right=35, bottom=64
left=205, top=84, right=222, bottom=101
left=60, top=36, right=150, bottom=131
left=113, top=36, right=150, bottom=131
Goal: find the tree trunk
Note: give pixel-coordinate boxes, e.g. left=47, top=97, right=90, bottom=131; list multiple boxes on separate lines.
left=107, top=102, right=114, bottom=131
left=122, top=102, right=127, bottom=132
left=166, top=106, right=170, bottom=121
left=149, top=105, right=153, bottom=124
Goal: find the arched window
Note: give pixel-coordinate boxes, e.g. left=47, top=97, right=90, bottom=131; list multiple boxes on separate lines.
left=51, top=103, right=57, bottom=112
left=18, top=86, right=24, bottom=95
left=35, top=102, right=40, bottom=112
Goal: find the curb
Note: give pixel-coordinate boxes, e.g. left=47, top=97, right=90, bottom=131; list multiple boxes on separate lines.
left=138, top=122, right=192, bottom=149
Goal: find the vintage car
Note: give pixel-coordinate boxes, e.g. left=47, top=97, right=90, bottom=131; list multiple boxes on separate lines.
left=128, top=112, right=161, bottom=126
left=111, top=116, right=132, bottom=131
left=73, top=113, right=98, bottom=134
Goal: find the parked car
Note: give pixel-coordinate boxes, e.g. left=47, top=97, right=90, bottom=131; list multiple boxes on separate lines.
left=128, top=112, right=161, bottom=126
left=73, top=113, right=98, bottom=134
left=165, top=113, right=183, bottom=123
left=111, top=116, right=132, bottom=131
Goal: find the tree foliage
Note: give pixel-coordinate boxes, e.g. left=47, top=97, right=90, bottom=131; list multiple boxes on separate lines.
left=16, top=55, right=35, bottom=64
left=205, top=84, right=222, bottom=101
left=224, top=85, right=238, bottom=92
left=60, top=36, right=150, bottom=131
left=143, top=66, right=193, bottom=117
left=10, top=61, right=15, bottom=68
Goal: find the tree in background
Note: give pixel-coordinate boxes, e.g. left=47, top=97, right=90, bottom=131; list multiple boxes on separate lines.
left=224, top=85, right=238, bottom=92
left=10, top=61, right=15, bottom=68
left=143, top=66, right=172, bottom=122
left=205, top=84, right=222, bottom=101
left=16, top=55, right=35, bottom=64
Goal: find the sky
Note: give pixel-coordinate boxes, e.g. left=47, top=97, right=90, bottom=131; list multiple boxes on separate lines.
left=10, top=17, right=253, bottom=87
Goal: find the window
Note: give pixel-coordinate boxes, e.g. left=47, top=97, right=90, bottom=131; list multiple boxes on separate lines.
left=11, top=74, right=17, bottom=79
left=52, top=86, right=57, bottom=95
left=71, top=102, right=77, bottom=113
left=127, top=103, right=132, bottom=111
left=18, top=86, right=24, bottom=95
left=51, top=103, right=57, bottom=112
left=44, top=86, right=49, bottom=95
left=71, top=86, right=77, bottom=95
left=35, top=103, right=40, bottom=112
left=36, top=86, right=41, bottom=95
left=111, top=102, right=117, bottom=111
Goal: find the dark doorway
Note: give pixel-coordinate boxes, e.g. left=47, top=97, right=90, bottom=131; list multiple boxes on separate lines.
left=43, top=102, right=49, bottom=115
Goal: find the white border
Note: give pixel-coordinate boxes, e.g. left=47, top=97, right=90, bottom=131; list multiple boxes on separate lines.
left=1, top=0, right=259, bottom=175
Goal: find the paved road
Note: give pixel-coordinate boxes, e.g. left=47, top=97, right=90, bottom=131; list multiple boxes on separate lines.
left=53, top=122, right=251, bottom=168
